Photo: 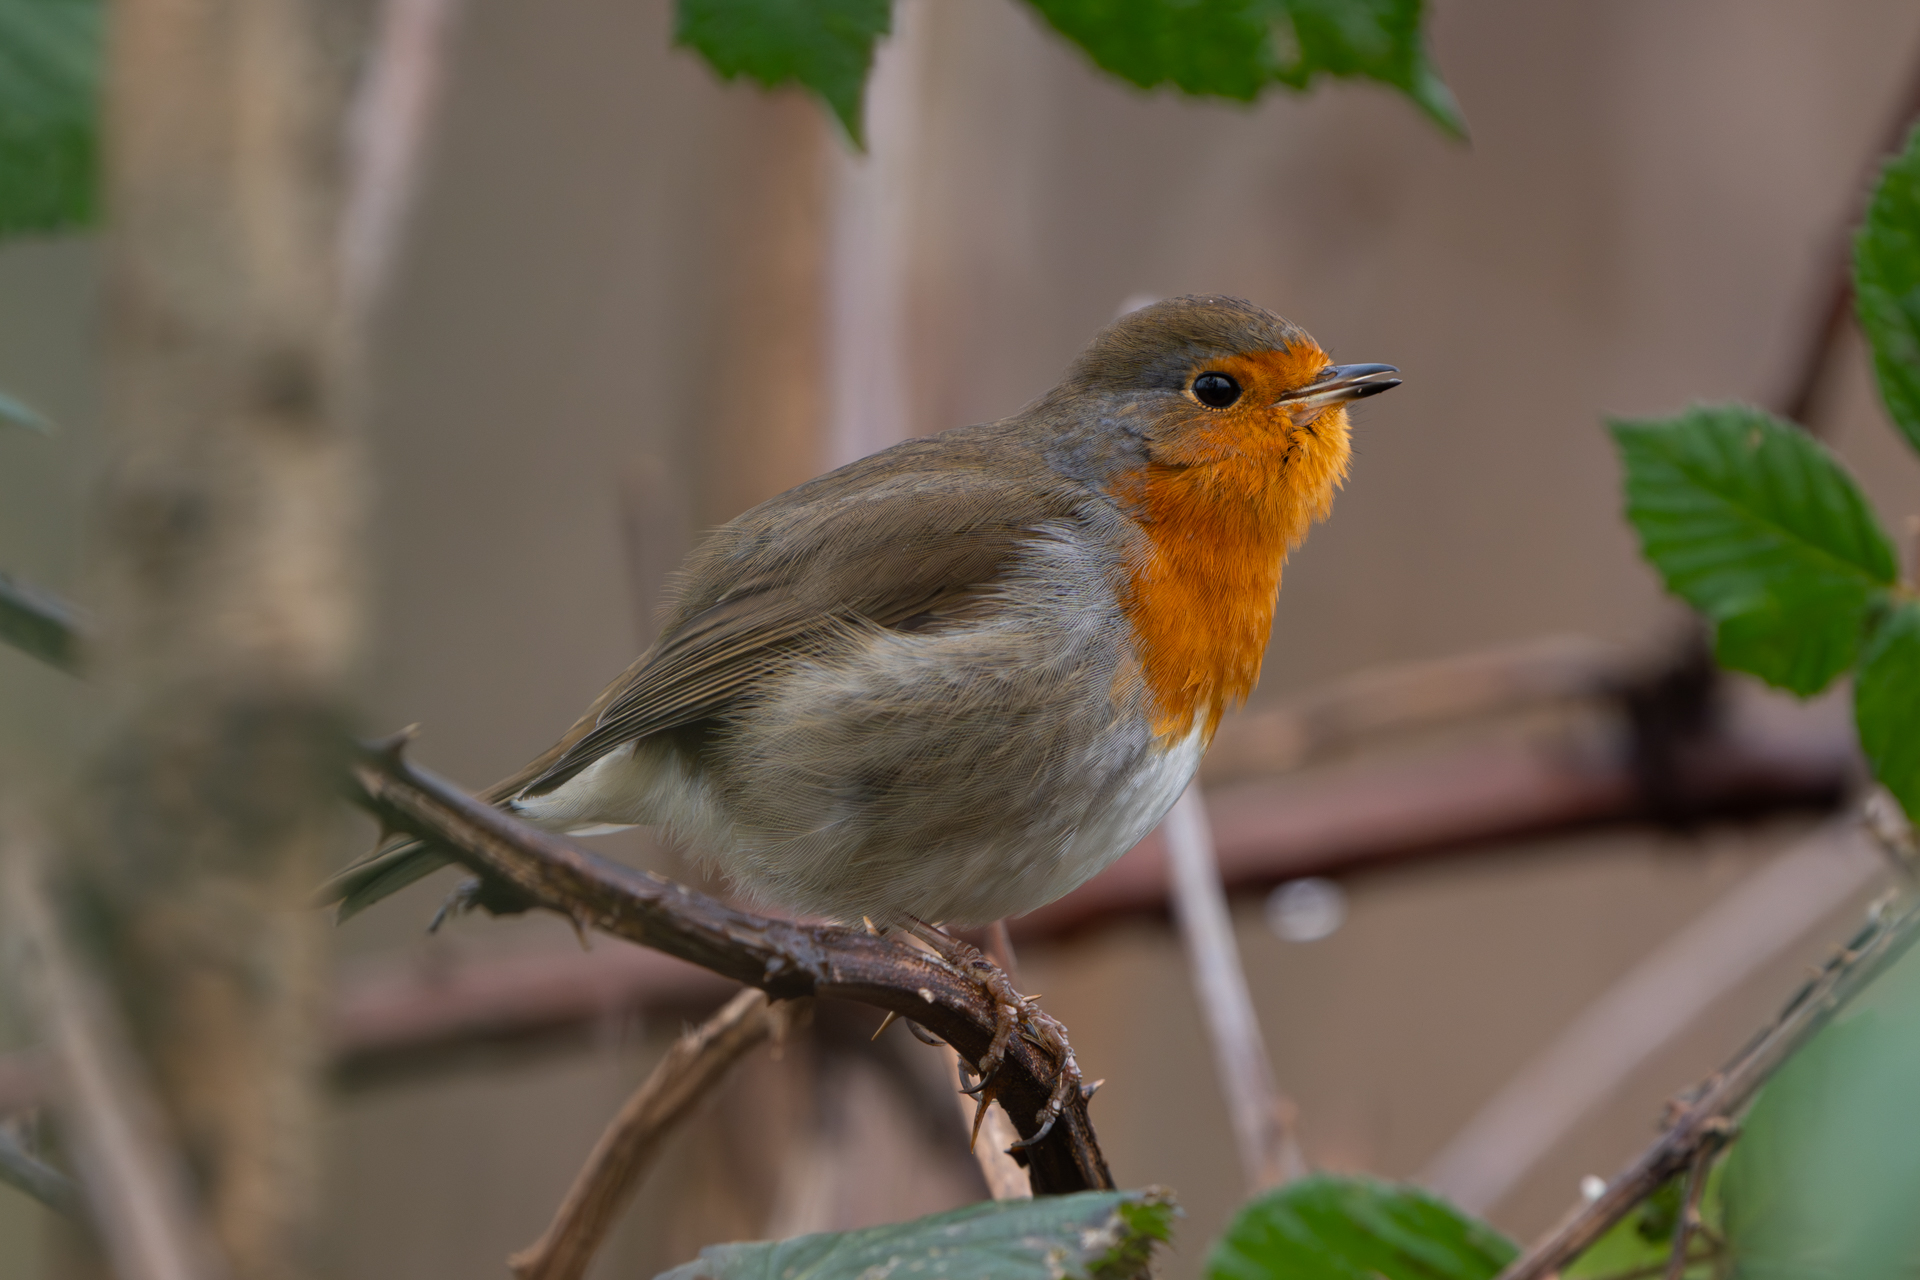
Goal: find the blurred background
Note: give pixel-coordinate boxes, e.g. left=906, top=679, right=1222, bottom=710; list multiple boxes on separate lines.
left=5, top=0, right=1920, bottom=1275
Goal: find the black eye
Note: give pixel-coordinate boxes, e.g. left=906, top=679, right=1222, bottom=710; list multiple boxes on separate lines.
left=1192, top=371, right=1241, bottom=408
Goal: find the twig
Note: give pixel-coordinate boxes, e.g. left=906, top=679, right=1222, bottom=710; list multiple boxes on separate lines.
left=1163, top=785, right=1304, bottom=1191
left=1423, top=816, right=1880, bottom=1212
left=1493, top=873, right=1920, bottom=1280
left=0, top=1125, right=81, bottom=1218
left=341, top=0, right=465, bottom=319
left=346, top=739, right=1114, bottom=1194
left=2, top=832, right=231, bottom=1280
left=1663, top=1139, right=1720, bottom=1280
left=509, top=987, right=782, bottom=1280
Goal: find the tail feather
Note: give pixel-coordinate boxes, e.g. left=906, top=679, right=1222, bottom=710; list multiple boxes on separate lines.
left=317, top=837, right=455, bottom=921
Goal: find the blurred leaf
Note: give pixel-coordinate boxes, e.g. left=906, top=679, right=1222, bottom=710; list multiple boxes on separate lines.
left=1720, top=943, right=1920, bottom=1279
left=656, top=1188, right=1177, bottom=1280
left=1271, top=0, right=1465, bottom=136
left=0, top=1128, right=79, bottom=1218
left=1564, top=1174, right=1720, bottom=1279
left=1206, top=1174, right=1514, bottom=1280
left=1022, top=0, right=1281, bottom=100
left=0, top=384, right=53, bottom=432
left=1611, top=406, right=1896, bottom=695
left=0, top=571, right=81, bottom=671
left=1857, top=600, right=1920, bottom=820
left=0, top=0, right=103, bottom=237
left=1022, top=0, right=1464, bottom=136
left=1855, top=122, right=1920, bottom=456
left=674, top=0, right=889, bottom=147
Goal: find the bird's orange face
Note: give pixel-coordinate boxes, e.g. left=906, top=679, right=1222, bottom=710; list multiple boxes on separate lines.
left=1113, top=342, right=1395, bottom=743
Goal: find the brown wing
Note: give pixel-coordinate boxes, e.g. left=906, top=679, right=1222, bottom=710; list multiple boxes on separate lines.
left=515, top=443, right=1085, bottom=799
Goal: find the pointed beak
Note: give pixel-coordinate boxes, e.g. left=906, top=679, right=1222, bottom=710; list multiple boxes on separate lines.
left=1277, top=363, right=1401, bottom=415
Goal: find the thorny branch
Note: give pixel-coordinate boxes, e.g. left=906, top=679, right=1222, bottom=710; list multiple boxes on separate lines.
left=345, top=736, right=1114, bottom=1195
left=509, top=988, right=788, bottom=1280
left=1493, top=859, right=1920, bottom=1280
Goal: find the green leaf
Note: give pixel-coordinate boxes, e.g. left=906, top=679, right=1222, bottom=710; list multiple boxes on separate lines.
left=0, top=384, right=53, bottom=432
left=0, top=0, right=104, bottom=237
left=656, top=1188, right=1178, bottom=1280
left=0, top=1128, right=79, bottom=1218
left=1206, top=1174, right=1514, bottom=1280
left=1021, top=0, right=1465, bottom=136
left=1855, top=122, right=1920, bottom=456
left=674, top=0, right=890, bottom=147
left=1857, top=600, right=1920, bottom=820
left=0, top=571, right=82, bottom=672
left=1611, top=405, right=1897, bottom=695
left=1022, top=0, right=1283, bottom=100
left=1271, top=0, right=1465, bottom=137
left=1720, top=943, right=1920, bottom=1279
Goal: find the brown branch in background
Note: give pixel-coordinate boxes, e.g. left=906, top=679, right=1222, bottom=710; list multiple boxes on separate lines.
left=1163, top=785, right=1303, bottom=1191
left=0, top=638, right=1849, bottom=1121
left=3, top=833, right=231, bottom=1280
left=509, top=988, right=785, bottom=1280
left=1494, top=864, right=1920, bottom=1280
left=341, top=0, right=466, bottom=319
left=347, top=739, right=1113, bottom=1195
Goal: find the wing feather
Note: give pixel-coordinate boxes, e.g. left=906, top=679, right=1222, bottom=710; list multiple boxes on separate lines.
left=517, top=463, right=1088, bottom=798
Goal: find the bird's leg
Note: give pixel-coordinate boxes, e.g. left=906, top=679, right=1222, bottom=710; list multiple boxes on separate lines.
left=904, top=918, right=1083, bottom=1148
left=427, top=873, right=542, bottom=933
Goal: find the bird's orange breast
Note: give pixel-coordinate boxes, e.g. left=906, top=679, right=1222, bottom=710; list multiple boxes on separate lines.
left=1112, top=347, right=1352, bottom=743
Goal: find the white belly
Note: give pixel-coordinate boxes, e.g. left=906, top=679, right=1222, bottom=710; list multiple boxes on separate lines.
left=1024, top=720, right=1209, bottom=912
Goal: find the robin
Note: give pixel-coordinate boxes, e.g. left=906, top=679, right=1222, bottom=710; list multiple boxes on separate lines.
left=324, top=295, right=1395, bottom=1123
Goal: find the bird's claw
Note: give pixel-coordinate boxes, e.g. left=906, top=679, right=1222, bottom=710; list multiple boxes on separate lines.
left=428, top=877, right=486, bottom=932
left=1007, top=1011, right=1081, bottom=1150
left=911, top=922, right=1085, bottom=1153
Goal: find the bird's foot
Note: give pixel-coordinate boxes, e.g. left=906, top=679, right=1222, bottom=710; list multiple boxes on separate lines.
left=906, top=919, right=1083, bottom=1149
left=427, top=874, right=540, bottom=932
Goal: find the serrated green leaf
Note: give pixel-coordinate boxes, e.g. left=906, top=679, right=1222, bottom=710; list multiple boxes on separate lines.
left=674, top=0, right=889, bottom=147
left=1855, top=122, right=1920, bottom=456
left=1272, top=0, right=1465, bottom=136
left=1206, top=1175, right=1514, bottom=1280
left=1857, top=600, right=1920, bottom=820
left=1611, top=406, right=1897, bottom=695
left=0, top=384, right=53, bottom=432
left=0, top=0, right=103, bottom=237
left=1720, top=943, right=1920, bottom=1279
left=1020, top=0, right=1465, bottom=136
left=656, top=1188, right=1177, bottom=1280
left=0, top=571, right=81, bottom=671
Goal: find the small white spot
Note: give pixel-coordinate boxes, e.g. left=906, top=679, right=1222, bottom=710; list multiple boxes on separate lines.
left=919, top=987, right=934, bottom=1003
left=1266, top=877, right=1347, bottom=942
left=1580, top=1175, right=1606, bottom=1202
